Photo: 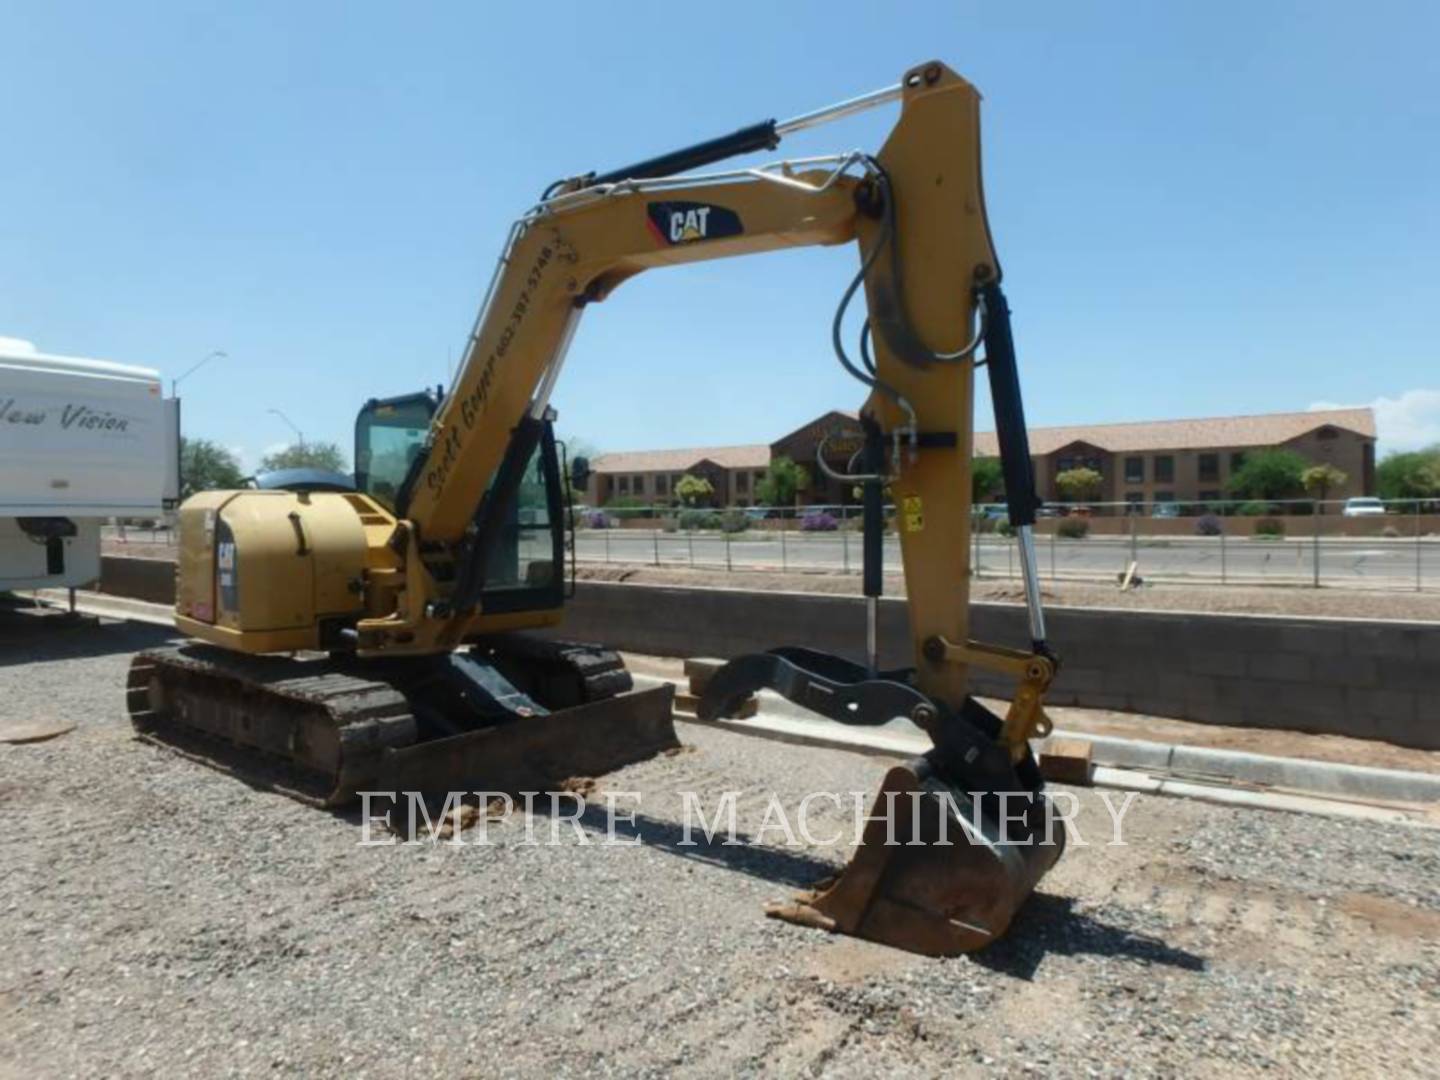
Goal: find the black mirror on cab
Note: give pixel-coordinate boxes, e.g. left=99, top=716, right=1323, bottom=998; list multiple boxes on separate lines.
left=570, top=455, right=591, bottom=491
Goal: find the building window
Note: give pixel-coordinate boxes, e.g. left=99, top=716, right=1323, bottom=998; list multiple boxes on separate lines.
left=1198, top=453, right=1219, bottom=482
left=1153, top=455, right=1174, bottom=483
left=655, top=474, right=668, bottom=496
left=1124, top=456, right=1144, bottom=484
left=1154, top=490, right=1175, bottom=503
left=632, top=475, right=646, bottom=496
left=1230, top=451, right=1247, bottom=473
left=1125, top=491, right=1144, bottom=507
left=618, top=476, right=630, bottom=495
left=1057, top=453, right=1103, bottom=474
left=735, top=471, right=749, bottom=494
left=1199, top=490, right=1221, bottom=502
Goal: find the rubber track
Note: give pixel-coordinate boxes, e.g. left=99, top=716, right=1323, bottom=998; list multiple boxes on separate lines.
left=127, top=645, right=417, bottom=806
left=470, top=636, right=633, bottom=708
left=128, top=636, right=635, bottom=806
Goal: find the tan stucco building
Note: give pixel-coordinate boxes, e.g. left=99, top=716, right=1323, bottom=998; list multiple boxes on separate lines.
left=587, top=407, right=1377, bottom=508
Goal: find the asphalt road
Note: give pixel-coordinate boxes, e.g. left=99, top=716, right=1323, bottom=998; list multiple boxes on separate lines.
left=575, top=529, right=1439, bottom=588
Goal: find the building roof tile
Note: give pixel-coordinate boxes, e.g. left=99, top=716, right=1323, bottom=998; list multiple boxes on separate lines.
left=592, top=444, right=771, bottom=474
left=972, top=407, right=1375, bottom=457
left=592, top=408, right=1375, bottom=473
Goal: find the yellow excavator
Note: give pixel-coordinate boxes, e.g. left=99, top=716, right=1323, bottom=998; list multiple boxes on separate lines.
left=129, top=61, right=1066, bottom=957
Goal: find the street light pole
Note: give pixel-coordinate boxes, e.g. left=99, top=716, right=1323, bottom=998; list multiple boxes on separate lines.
left=172, top=349, right=227, bottom=397
left=267, top=408, right=305, bottom=449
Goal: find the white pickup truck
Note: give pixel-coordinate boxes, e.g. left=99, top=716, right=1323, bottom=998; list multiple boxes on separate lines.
left=1, top=338, right=178, bottom=591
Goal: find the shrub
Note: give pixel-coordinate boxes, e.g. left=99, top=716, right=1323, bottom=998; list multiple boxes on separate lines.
left=718, top=509, right=750, bottom=534
left=581, top=509, right=610, bottom=529
left=1056, top=517, right=1090, bottom=540
left=1194, top=513, right=1223, bottom=536
left=799, top=511, right=839, bottom=532
left=678, top=509, right=721, bottom=531
left=1238, top=501, right=1271, bottom=517
left=1376, top=446, right=1440, bottom=500
left=674, top=474, right=714, bottom=508
left=605, top=496, right=652, bottom=520
left=1226, top=448, right=1307, bottom=501
left=755, top=456, right=810, bottom=506
left=997, top=520, right=1016, bottom=538
left=1054, top=466, right=1104, bottom=503
left=1254, top=517, right=1285, bottom=538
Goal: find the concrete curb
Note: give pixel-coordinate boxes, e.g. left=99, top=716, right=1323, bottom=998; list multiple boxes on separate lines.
left=632, top=672, right=1440, bottom=811
left=1081, top=734, right=1440, bottom=804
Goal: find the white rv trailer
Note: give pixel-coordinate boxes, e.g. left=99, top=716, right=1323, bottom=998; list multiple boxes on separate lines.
left=0, top=338, right=179, bottom=592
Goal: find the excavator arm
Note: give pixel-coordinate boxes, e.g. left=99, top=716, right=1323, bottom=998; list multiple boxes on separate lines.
left=372, top=61, right=1067, bottom=952
left=379, top=62, right=1053, bottom=729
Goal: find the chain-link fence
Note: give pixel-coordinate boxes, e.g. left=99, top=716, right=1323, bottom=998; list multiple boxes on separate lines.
left=573, top=498, right=1439, bottom=591
left=100, top=498, right=1439, bottom=591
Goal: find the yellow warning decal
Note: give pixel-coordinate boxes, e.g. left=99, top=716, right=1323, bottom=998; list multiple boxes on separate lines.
left=902, top=494, right=924, bottom=533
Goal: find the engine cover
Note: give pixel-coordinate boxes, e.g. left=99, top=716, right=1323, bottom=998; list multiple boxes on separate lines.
left=175, top=489, right=370, bottom=652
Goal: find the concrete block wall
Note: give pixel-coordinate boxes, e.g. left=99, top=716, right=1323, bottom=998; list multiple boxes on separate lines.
left=100, top=556, right=177, bottom=606
left=559, top=581, right=1439, bottom=751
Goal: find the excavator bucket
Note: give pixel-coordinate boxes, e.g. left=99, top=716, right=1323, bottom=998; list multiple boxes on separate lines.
left=700, top=647, right=1065, bottom=956
left=766, top=755, right=1065, bottom=955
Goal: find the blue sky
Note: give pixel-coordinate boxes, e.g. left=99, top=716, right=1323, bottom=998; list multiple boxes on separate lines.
left=3, top=1, right=1437, bottom=468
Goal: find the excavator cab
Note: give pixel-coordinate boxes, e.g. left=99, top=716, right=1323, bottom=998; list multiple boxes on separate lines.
left=354, top=391, right=566, bottom=612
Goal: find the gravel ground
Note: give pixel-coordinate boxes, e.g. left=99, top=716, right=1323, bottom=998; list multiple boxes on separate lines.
left=576, top=564, right=1440, bottom=622
left=2, top=614, right=1438, bottom=1077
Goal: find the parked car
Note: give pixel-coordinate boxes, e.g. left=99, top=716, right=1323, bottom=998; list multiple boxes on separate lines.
left=1151, top=502, right=1180, bottom=519
left=1342, top=496, right=1386, bottom=518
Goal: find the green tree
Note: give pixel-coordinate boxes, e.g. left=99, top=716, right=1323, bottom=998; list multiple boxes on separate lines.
left=179, top=437, right=245, bottom=498
left=673, top=473, right=714, bottom=508
left=1054, top=466, right=1103, bottom=503
left=260, top=441, right=347, bottom=473
left=1225, top=449, right=1307, bottom=501
left=1376, top=446, right=1440, bottom=500
left=972, top=457, right=1004, bottom=503
left=754, top=456, right=810, bottom=507
left=1300, top=463, right=1348, bottom=512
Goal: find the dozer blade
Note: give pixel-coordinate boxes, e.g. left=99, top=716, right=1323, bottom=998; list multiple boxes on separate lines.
left=376, top=684, right=677, bottom=798
left=767, top=754, right=1065, bottom=956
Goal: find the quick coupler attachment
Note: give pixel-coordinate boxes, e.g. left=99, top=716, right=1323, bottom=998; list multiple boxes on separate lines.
left=697, top=645, right=929, bottom=728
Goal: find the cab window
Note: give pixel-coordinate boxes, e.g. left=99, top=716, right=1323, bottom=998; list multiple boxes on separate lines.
left=354, top=396, right=434, bottom=510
